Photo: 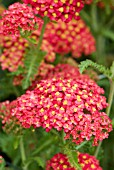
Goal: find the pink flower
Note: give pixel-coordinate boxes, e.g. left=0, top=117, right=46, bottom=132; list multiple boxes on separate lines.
left=0, top=35, right=28, bottom=71
left=0, top=100, right=23, bottom=134
left=0, top=3, right=43, bottom=37
left=12, top=77, right=112, bottom=145
left=46, top=152, right=102, bottom=170
left=45, top=19, right=96, bottom=57
left=23, top=0, right=84, bottom=22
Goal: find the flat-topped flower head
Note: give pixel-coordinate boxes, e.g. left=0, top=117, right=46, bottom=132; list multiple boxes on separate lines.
left=0, top=100, right=23, bottom=134
left=46, top=152, right=102, bottom=170
left=0, top=30, right=55, bottom=72
left=0, top=3, right=43, bottom=37
left=12, top=77, right=112, bottom=145
left=23, top=0, right=84, bottom=22
left=45, top=19, right=96, bottom=57
left=0, top=35, right=28, bottom=71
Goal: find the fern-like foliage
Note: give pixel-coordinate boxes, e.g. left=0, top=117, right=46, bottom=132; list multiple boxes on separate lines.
left=79, top=59, right=112, bottom=79
left=64, top=146, right=82, bottom=170
left=22, top=48, right=46, bottom=89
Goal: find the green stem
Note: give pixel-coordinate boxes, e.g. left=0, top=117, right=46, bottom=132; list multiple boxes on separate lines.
left=106, top=80, right=114, bottom=116
left=75, top=141, right=88, bottom=150
left=94, top=79, right=114, bottom=158
left=32, top=137, right=56, bottom=156
left=20, top=137, right=28, bottom=170
left=37, top=17, right=49, bottom=50
left=64, top=145, right=82, bottom=170
left=22, top=17, right=49, bottom=89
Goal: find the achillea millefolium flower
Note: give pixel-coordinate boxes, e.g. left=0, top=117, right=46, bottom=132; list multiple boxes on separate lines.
left=11, top=77, right=112, bottom=145
left=0, top=3, right=43, bottom=37
left=46, top=152, right=102, bottom=170
left=23, top=0, right=84, bottom=22
left=45, top=19, right=96, bottom=57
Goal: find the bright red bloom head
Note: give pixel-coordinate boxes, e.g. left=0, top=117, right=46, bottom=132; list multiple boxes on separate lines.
left=0, top=100, right=23, bottom=134
left=0, top=30, right=55, bottom=72
left=45, top=19, right=96, bottom=57
left=0, top=3, right=43, bottom=37
left=12, top=76, right=112, bottom=145
left=23, top=0, right=84, bottom=22
left=46, top=152, right=102, bottom=170
left=0, top=35, right=28, bottom=71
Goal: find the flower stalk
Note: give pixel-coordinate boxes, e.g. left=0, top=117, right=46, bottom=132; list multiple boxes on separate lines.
left=94, top=78, right=114, bottom=157
left=20, top=136, right=28, bottom=170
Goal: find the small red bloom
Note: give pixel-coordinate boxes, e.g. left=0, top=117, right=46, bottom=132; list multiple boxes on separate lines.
left=23, top=0, right=84, bottom=22
left=45, top=19, right=96, bottom=57
left=0, top=35, right=28, bottom=71
left=0, top=100, right=23, bottom=134
left=12, top=76, right=112, bottom=145
left=46, top=152, right=102, bottom=170
left=0, top=3, right=43, bottom=37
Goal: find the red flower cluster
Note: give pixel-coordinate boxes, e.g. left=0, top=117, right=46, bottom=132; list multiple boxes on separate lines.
left=28, top=64, right=88, bottom=90
left=12, top=77, right=112, bottom=145
left=0, top=29, right=56, bottom=72
left=0, top=35, right=28, bottom=71
left=0, top=100, right=22, bottom=134
left=23, top=0, right=84, bottom=22
left=46, top=152, right=102, bottom=170
left=43, top=63, right=89, bottom=79
left=0, top=3, right=43, bottom=37
left=45, top=19, right=96, bottom=57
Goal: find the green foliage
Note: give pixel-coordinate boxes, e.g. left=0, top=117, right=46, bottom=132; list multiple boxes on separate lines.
left=0, top=69, right=22, bottom=101
left=64, top=145, right=82, bottom=170
left=79, top=59, right=112, bottom=78
left=22, top=49, right=46, bottom=89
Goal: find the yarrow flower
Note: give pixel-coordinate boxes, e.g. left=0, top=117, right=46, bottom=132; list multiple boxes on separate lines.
left=12, top=77, right=112, bottom=145
left=0, top=3, right=43, bottom=37
left=0, top=100, right=23, bottom=134
left=0, top=35, right=28, bottom=71
left=43, top=63, right=89, bottom=80
left=0, top=30, right=55, bottom=72
left=27, top=64, right=88, bottom=90
left=45, top=19, right=96, bottom=57
left=46, top=152, right=102, bottom=170
left=23, top=0, right=84, bottom=22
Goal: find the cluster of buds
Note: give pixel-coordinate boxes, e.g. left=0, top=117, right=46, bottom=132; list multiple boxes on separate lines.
left=0, top=100, right=23, bottom=134
left=0, top=3, right=43, bottom=37
left=0, top=35, right=28, bottom=72
left=23, top=0, right=84, bottom=22
left=46, top=152, right=102, bottom=170
left=11, top=76, right=112, bottom=145
left=45, top=19, right=96, bottom=57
